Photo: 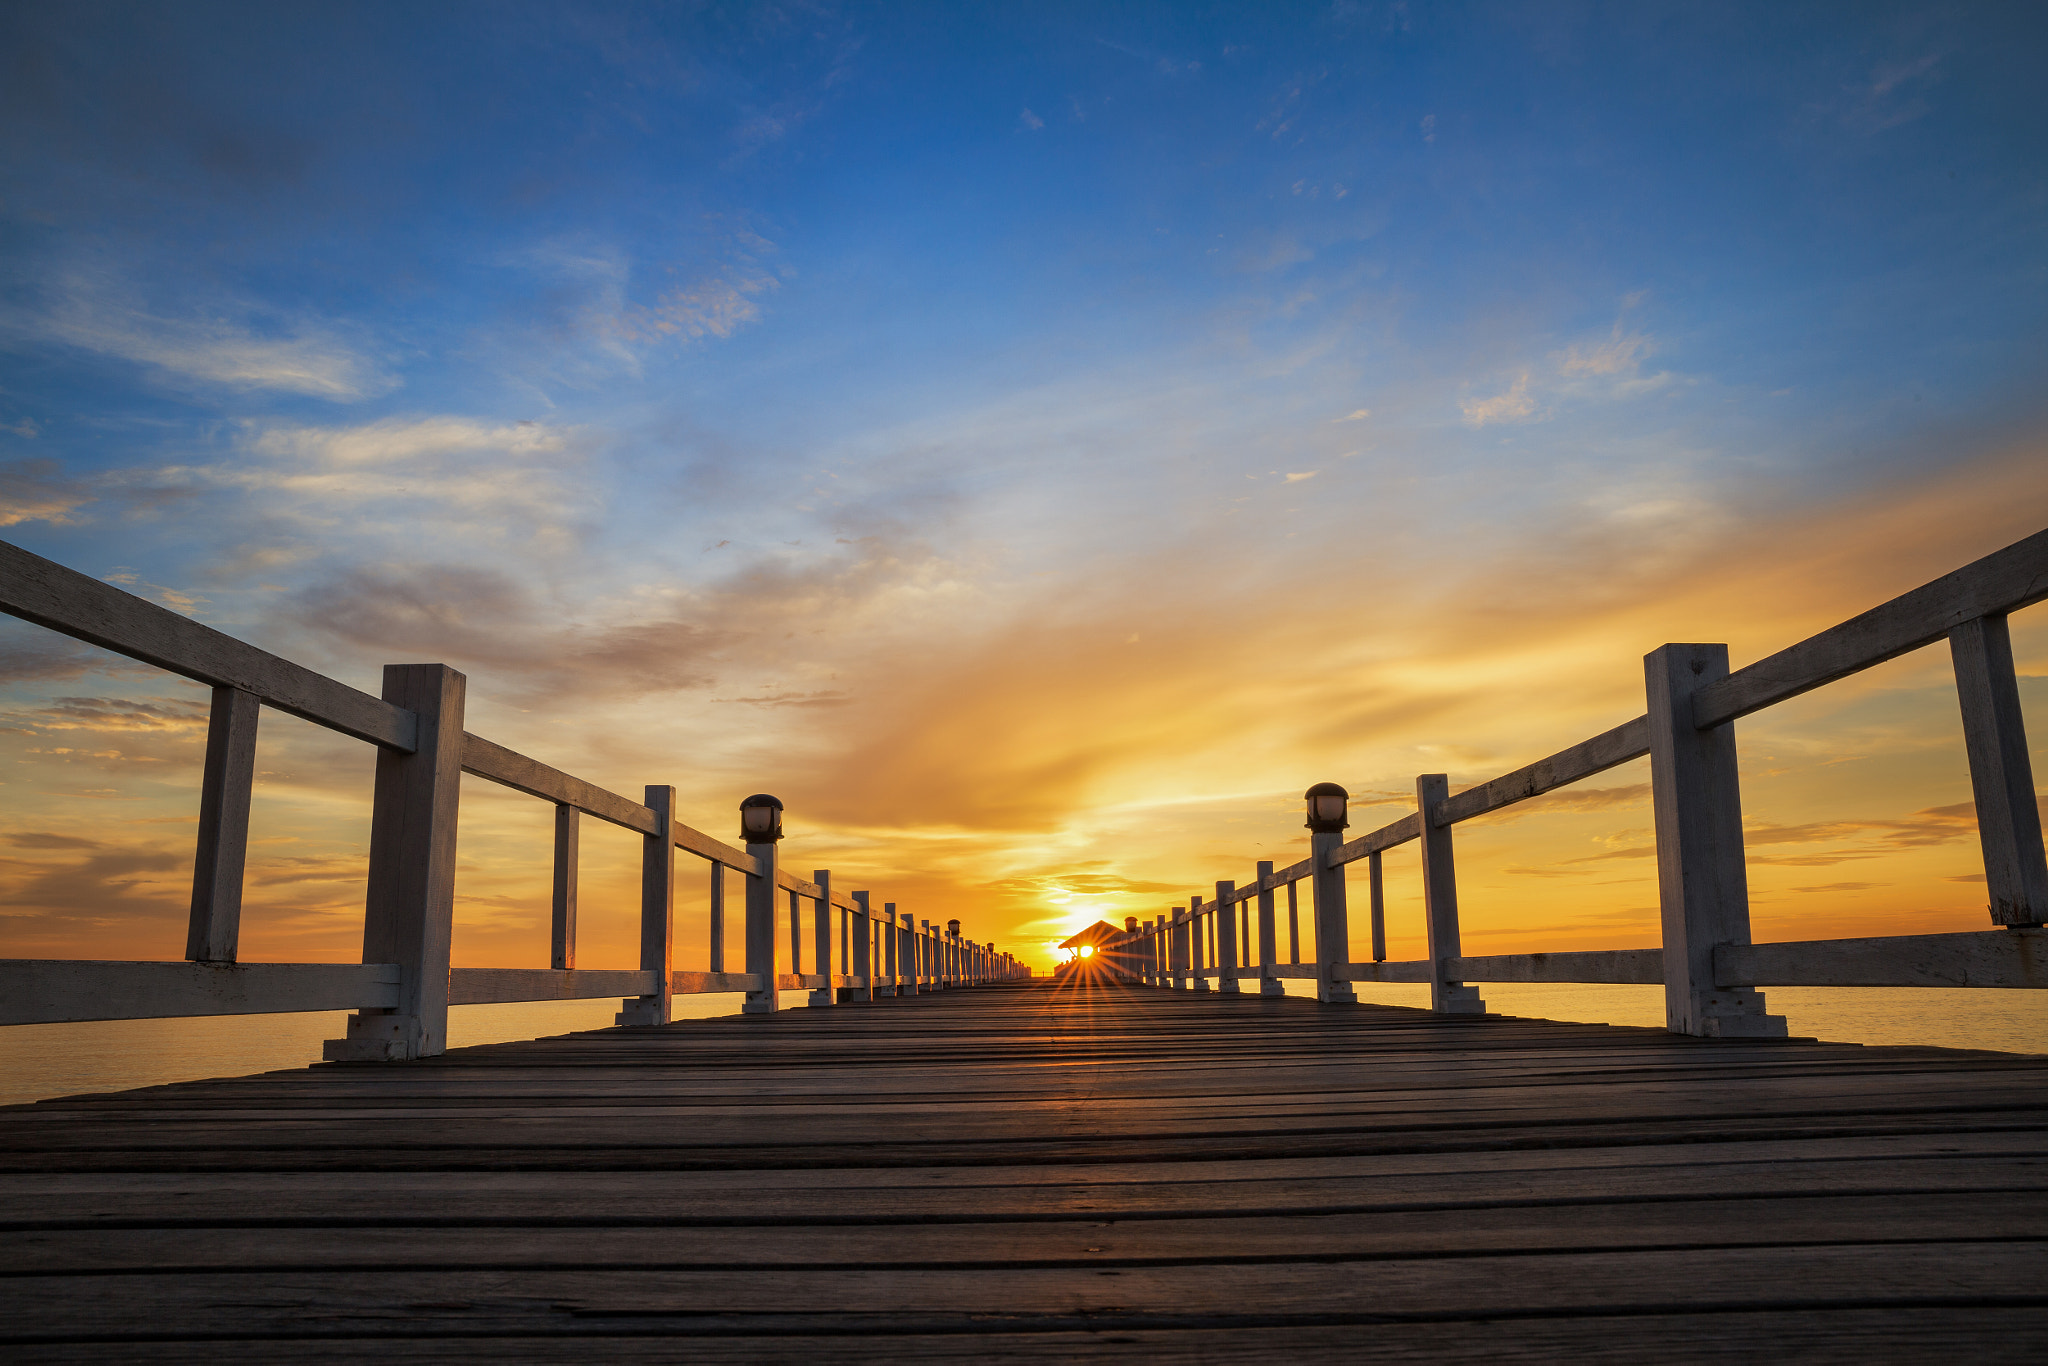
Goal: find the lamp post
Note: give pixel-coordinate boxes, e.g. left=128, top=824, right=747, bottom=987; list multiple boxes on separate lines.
left=740, top=794, right=783, bottom=1014
left=1305, top=782, right=1357, bottom=1004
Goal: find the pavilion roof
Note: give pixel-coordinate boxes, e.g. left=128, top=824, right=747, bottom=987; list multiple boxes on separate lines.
left=1058, top=920, right=1126, bottom=950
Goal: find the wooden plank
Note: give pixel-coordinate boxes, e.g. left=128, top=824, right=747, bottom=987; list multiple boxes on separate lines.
left=448, top=968, right=657, bottom=1005
left=1449, top=949, right=1665, bottom=984
left=5, top=1243, right=2047, bottom=1341
left=0, top=960, right=399, bottom=1025
left=1692, top=525, right=2048, bottom=728
left=1329, top=812, right=1421, bottom=867
left=13, top=1191, right=2046, bottom=1274
left=1949, top=614, right=2048, bottom=926
left=2, top=1312, right=2035, bottom=1363
left=1435, top=716, right=1651, bottom=826
left=1716, top=929, right=2048, bottom=988
left=0, top=537, right=416, bottom=750
left=185, top=686, right=260, bottom=963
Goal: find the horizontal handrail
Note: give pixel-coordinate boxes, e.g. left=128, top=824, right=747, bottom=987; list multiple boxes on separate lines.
left=0, top=960, right=402, bottom=1026
left=1717, top=928, right=2048, bottom=989
left=0, top=539, right=415, bottom=750
left=461, top=732, right=761, bottom=875
left=1434, top=716, right=1651, bottom=827
left=1695, top=525, right=2048, bottom=728
left=1144, top=929, right=2045, bottom=992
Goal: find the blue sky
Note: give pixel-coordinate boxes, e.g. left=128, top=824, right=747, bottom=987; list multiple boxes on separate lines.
left=2, top=2, right=2046, bottom=967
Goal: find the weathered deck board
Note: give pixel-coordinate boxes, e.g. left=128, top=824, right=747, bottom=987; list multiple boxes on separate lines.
left=2, top=978, right=2045, bottom=1360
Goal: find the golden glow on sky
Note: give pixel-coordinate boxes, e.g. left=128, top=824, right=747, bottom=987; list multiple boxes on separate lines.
left=2, top=443, right=2045, bottom=975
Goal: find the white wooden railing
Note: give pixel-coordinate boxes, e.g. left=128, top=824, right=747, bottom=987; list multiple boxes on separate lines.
left=1112, top=529, right=2048, bottom=1036
left=0, top=540, right=1023, bottom=1059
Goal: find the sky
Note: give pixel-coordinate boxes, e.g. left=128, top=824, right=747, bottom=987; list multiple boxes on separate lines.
left=1, top=1, right=2046, bottom=975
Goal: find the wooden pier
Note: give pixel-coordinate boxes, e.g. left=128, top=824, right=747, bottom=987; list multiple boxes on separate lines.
left=4, top=977, right=2046, bottom=1360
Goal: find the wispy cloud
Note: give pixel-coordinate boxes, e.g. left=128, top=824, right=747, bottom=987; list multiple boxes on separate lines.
left=1, top=269, right=393, bottom=400
left=0, top=459, right=94, bottom=527
left=227, top=416, right=596, bottom=548
left=1460, top=373, right=1535, bottom=426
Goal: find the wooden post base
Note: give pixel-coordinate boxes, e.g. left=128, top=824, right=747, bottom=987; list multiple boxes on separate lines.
left=614, top=997, right=664, bottom=1027
left=322, top=1010, right=423, bottom=1061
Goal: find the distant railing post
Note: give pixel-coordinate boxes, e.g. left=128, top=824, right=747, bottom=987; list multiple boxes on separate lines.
left=550, top=804, right=578, bottom=970
left=878, top=899, right=898, bottom=997
left=742, top=837, right=779, bottom=1015
left=809, top=871, right=835, bottom=1007
left=899, top=910, right=918, bottom=995
left=1646, top=643, right=1786, bottom=1037
left=789, top=888, right=804, bottom=989
left=1287, top=880, right=1300, bottom=963
left=1215, top=880, right=1240, bottom=993
left=850, top=891, right=875, bottom=1002
left=1368, top=850, right=1386, bottom=963
left=707, top=861, right=725, bottom=973
left=1189, top=896, right=1210, bottom=991
left=1256, top=861, right=1283, bottom=996
left=186, top=685, right=260, bottom=964
left=1309, top=829, right=1356, bottom=1004
left=324, top=663, right=464, bottom=1062
left=618, top=784, right=676, bottom=1026
left=922, top=920, right=937, bottom=989
left=1949, top=614, right=2048, bottom=927
left=1416, top=774, right=1484, bottom=1014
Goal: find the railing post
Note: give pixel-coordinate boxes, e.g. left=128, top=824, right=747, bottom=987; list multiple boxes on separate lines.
left=1416, top=774, right=1484, bottom=1014
left=1309, top=830, right=1356, bottom=1004
left=809, top=872, right=835, bottom=1007
left=1189, top=896, right=1210, bottom=991
left=707, top=861, right=725, bottom=973
left=1949, top=614, right=2048, bottom=927
left=899, top=910, right=918, bottom=995
left=1215, top=880, right=1240, bottom=993
left=850, top=891, right=875, bottom=1001
left=789, top=887, right=804, bottom=991
left=742, top=836, right=779, bottom=1015
left=1256, top=861, right=1283, bottom=996
left=550, top=804, right=578, bottom=970
left=1287, top=880, right=1300, bottom=963
left=878, top=898, right=897, bottom=997
left=187, top=685, right=260, bottom=964
left=1645, top=643, right=1786, bottom=1037
left=618, top=784, right=676, bottom=1026
left=922, top=920, right=937, bottom=989
left=1368, top=850, right=1386, bottom=963
left=324, top=663, right=464, bottom=1062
